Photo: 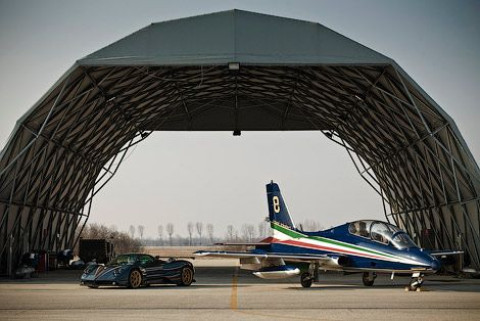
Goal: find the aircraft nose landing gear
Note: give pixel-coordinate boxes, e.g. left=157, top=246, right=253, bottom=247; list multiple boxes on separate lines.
left=406, top=272, right=424, bottom=291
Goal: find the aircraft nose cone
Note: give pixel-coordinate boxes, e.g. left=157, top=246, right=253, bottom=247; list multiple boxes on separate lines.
left=431, top=258, right=441, bottom=271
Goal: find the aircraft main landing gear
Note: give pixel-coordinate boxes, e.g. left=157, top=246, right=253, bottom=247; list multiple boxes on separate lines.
left=300, top=272, right=313, bottom=288
left=300, top=263, right=320, bottom=288
left=406, top=272, right=424, bottom=291
left=362, top=272, right=377, bottom=286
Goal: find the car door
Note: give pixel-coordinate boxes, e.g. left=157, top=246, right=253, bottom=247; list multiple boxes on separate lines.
left=139, top=255, right=157, bottom=283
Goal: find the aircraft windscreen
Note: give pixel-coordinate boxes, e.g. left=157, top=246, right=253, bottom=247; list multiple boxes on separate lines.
left=349, top=220, right=417, bottom=249
left=391, top=232, right=417, bottom=249
left=370, top=222, right=394, bottom=244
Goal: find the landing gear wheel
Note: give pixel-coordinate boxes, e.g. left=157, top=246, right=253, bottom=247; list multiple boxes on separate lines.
left=128, top=269, right=143, bottom=289
left=300, top=272, right=313, bottom=288
left=362, top=272, right=376, bottom=286
left=177, top=266, right=194, bottom=286
left=405, top=274, right=424, bottom=292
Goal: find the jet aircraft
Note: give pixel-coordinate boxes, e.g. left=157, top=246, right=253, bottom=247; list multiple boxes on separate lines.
left=195, top=181, right=459, bottom=291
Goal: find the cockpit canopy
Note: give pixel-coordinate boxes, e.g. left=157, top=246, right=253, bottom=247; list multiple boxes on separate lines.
left=348, top=220, right=417, bottom=249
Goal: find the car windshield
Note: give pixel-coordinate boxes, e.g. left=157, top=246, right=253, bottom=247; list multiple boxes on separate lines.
left=108, top=254, right=138, bottom=266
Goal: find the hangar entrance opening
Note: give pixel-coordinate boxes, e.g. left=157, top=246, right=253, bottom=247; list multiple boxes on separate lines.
left=1, top=10, right=479, bottom=275
left=89, top=131, right=384, bottom=237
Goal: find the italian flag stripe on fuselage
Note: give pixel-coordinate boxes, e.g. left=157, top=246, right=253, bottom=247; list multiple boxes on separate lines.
left=271, top=222, right=423, bottom=265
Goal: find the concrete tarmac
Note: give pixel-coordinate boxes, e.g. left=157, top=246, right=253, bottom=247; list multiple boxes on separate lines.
left=1, top=267, right=479, bottom=320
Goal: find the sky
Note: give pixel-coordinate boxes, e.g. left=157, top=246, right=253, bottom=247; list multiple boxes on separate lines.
left=0, top=0, right=479, bottom=239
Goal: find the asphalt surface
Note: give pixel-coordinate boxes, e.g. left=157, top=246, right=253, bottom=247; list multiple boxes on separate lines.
left=1, top=267, right=479, bottom=320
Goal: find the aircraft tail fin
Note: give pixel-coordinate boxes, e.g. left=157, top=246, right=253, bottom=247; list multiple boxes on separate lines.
left=266, top=181, right=296, bottom=230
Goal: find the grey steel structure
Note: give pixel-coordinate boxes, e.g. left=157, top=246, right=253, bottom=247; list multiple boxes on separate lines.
left=1, top=10, right=479, bottom=275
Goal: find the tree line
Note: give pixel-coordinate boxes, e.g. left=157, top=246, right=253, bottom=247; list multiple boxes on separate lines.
left=77, top=219, right=324, bottom=257
left=124, top=219, right=323, bottom=246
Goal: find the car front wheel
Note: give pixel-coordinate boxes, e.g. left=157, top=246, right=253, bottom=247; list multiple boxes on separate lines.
left=128, top=269, right=143, bottom=289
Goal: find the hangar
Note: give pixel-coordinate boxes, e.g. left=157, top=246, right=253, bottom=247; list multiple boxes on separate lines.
left=1, top=10, right=479, bottom=275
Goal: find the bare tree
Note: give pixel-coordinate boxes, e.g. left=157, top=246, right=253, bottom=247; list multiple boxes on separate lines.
left=241, top=224, right=249, bottom=241
left=157, top=225, right=163, bottom=245
left=241, top=224, right=256, bottom=242
left=226, top=225, right=234, bottom=241
left=166, top=223, right=174, bottom=246
left=196, top=222, right=203, bottom=245
left=187, top=222, right=194, bottom=246
left=302, top=219, right=323, bottom=232
left=81, top=223, right=109, bottom=239
left=233, top=227, right=239, bottom=241
left=248, top=224, right=256, bottom=241
left=129, top=225, right=135, bottom=239
left=258, top=221, right=268, bottom=239
left=84, top=224, right=110, bottom=239
left=207, top=223, right=214, bottom=244
left=247, top=224, right=257, bottom=242
left=137, top=225, right=145, bottom=240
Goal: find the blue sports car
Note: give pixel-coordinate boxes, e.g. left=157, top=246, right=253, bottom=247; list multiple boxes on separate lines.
left=80, top=253, right=195, bottom=288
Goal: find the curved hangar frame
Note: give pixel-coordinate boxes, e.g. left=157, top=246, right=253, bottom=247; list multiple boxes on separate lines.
left=1, top=10, right=479, bottom=274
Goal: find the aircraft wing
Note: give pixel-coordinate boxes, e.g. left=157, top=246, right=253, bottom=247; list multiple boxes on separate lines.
left=429, top=250, right=464, bottom=257
left=214, top=242, right=272, bottom=246
left=213, top=236, right=276, bottom=247
left=194, top=250, right=331, bottom=262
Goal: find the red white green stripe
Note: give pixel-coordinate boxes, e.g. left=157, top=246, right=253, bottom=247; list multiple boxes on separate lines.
left=271, top=222, right=425, bottom=266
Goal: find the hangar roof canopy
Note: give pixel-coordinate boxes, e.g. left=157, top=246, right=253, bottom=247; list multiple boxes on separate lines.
left=79, top=9, right=392, bottom=66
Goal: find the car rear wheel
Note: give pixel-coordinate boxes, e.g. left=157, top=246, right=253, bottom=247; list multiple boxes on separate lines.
left=177, top=266, right=194, bottom=286
left=128, top=269, right=143, bottom=289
